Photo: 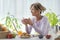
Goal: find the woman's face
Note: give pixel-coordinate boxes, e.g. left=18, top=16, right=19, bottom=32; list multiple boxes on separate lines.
left=30, top=6, right=40, bottom=16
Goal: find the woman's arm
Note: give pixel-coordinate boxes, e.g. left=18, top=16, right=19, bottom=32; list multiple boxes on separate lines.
left=25, top=25, right=32, bottom=34
left=30, top=18, right=50, bottom=36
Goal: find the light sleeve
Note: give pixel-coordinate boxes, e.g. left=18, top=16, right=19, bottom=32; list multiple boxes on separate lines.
left=26, top=25, right=32, bottom=34
left=30, top=17, right=50, bottom=36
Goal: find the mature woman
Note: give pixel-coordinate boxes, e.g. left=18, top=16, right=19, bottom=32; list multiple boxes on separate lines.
left=22, top=2, right=50, bottom=36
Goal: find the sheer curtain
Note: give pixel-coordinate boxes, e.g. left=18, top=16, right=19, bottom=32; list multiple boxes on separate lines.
left=0, top=0, right=16, bottom=24
left=3, top=0, right=16, bottom=16
left=17, top=0, right=60, bottom=34
left=0, top=0, right=60, bottom=34
left=16, top=0, right=39, bottom=33
left=0, top=0, right=4, bottom=20
left=0, top=0, right=60, bottom=22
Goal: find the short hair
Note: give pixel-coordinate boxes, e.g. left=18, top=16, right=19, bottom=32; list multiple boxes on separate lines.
left=30, top=2, right=46, bottom=12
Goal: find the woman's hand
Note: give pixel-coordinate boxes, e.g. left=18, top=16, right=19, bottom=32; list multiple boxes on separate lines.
left=22, top=18, right=28, bottom=26
left=22, top=18, right=33, bottom=26
left=27, top=18, right=33, bottom=26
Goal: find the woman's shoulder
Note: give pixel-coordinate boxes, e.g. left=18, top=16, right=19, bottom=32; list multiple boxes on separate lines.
left=30, top=16, right=48, bottom=22
left=41, top=16, right=48, bottom=22
left=43, top=16, right=48, bottom=20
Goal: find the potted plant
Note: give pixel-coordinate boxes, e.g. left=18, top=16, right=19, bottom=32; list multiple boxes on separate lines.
left=45, top=11, right=58, bottom=33
left=5, top=12, right=21, bottom=34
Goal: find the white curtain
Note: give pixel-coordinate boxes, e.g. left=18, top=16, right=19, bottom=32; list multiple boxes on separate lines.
left=0, top=0, right=3, bottom=19
left=0, top=0, right=60, bottom=22
left=0, top=0, right=60, bottom=34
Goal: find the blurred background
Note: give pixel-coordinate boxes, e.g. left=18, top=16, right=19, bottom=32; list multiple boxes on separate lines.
left=0, top=0, right=60, bottom=34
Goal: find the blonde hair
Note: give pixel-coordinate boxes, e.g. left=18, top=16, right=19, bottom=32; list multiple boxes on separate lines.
left=30, top=2, right=46, bottom=13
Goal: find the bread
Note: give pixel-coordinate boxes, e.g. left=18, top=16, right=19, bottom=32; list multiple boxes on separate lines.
left=55, top=36, right=60, bottom=40
left=0, top=24, right=3, bottom=31
left=20, top=32, right=30, bottom=38
left=55, top=38, right=60, bottom=40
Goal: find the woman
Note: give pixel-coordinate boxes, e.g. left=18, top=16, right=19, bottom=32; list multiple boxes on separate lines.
left=22, top=3, right=50, bottom=36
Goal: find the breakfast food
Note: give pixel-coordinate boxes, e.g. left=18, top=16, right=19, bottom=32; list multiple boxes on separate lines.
left=55, top=36, right=60, bottom=40
left=0, top=24, right=3, bottom=31
left=17, top=31, right=23, bottom=36
left=20, top=32, right=30, bottom=38
left=46, top=35, right=51, bottom=39
left=55, top=38, right=60, bottom=40
left=0, top=24, right=8, bottom=31
left=7, top=33, right=16, bottom=39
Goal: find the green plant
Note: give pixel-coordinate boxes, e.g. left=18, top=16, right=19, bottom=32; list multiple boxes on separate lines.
left=45, top=12, right=58, bottom=27
left=5, top=13, right=21, bottom=33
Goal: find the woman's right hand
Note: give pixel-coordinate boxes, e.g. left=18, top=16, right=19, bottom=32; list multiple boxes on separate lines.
left=22, top=18, right=28, bottom=26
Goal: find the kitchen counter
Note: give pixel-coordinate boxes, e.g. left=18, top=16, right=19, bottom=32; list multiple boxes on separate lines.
left=0, top=37, right=55, bottom=40
left=0, top=31, right=60, bottom=40
left=0, top=34, right=56, bottom=40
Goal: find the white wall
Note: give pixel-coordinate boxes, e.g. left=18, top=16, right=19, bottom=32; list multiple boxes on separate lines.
left=37, top=0, right=60, bottom=15
left=15, top=0, right=60, bottom=34
left=0, top=0, right=60, bottom=20
left=0, top=0, right=60, bottom=33
left=0, top=0, right=3, bottom=19
left=3, top=0, right=16, bottom=16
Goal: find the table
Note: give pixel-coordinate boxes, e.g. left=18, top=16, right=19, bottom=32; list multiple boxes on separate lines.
left=0, top=37, right=54, bottom=40
left=0, top=31, right=60, bottom=40
left=0, top=34, right=56, bottom=40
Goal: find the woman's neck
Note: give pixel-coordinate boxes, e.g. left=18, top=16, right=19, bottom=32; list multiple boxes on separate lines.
left=36, top=15, right=42, bottom=21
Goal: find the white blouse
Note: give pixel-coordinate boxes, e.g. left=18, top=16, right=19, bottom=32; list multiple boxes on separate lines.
left=26, top=16, right=50, bottom=36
